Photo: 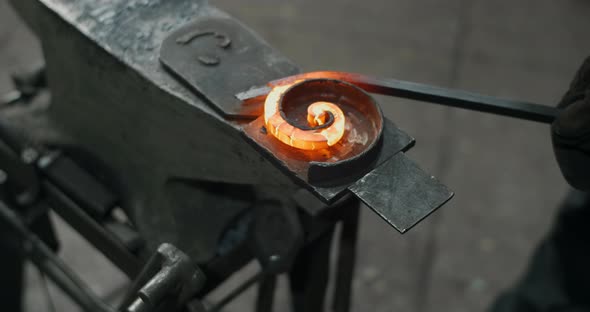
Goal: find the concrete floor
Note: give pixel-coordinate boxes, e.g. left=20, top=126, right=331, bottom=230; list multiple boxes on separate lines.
left=1, top=0, right=589, bottom=311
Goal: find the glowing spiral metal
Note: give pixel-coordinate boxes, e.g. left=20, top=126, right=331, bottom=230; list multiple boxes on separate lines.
left=264, top=83, right=346, bottom=150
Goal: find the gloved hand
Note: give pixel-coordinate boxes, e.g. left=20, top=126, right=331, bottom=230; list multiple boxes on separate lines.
left=552, top=56, right=590, bottom=191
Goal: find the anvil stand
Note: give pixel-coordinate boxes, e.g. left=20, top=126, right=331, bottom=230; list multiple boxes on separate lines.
left=0, top=134, right=362, bottom=312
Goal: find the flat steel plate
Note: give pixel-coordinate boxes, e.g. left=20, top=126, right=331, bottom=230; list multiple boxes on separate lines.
left=349, top=152, right=454, bottom=233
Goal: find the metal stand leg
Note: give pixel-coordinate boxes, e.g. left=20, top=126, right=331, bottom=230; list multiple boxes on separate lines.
left=333, top=199, right=360, bottom=312
left=255, top=274, right=277, bottom=312
left=0, top=225, right=24, bottom=312
left=289, top=227, right=334, bottom=312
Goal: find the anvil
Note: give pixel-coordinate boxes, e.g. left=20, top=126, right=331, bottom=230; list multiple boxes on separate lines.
left=7, top=0, right=453, bottom=262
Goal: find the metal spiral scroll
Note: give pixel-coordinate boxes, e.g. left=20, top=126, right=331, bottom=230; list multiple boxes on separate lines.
left=263, top=79, right=383, bottom=155
left=264, top=83, right=345, bottom=150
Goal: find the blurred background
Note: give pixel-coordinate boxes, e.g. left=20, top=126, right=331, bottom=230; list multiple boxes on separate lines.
left=1, top=0, right=589, bottom=311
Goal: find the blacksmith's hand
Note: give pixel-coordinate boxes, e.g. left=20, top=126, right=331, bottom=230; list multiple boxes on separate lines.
left=552, top=56, right=590, bottom=191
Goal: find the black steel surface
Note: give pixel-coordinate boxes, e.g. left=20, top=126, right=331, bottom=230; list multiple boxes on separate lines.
left=349, top=152, right=454, bottom=233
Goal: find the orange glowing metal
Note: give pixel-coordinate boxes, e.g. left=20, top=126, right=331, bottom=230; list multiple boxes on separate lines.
left=264, top=82, right=346, bottom=150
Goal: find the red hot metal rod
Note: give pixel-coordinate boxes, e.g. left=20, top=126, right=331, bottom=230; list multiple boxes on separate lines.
left=237, top=71, right=560, bottom=124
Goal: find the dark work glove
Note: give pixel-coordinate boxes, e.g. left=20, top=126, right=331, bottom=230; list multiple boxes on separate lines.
left=552, top=56, right=590, bottom=191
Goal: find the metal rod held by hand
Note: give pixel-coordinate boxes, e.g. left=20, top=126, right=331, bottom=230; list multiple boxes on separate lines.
left=237, top=71, right=560, bottom=124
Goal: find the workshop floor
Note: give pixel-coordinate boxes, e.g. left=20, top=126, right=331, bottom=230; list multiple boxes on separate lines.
left=1, top=0, right=589, bottom=311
